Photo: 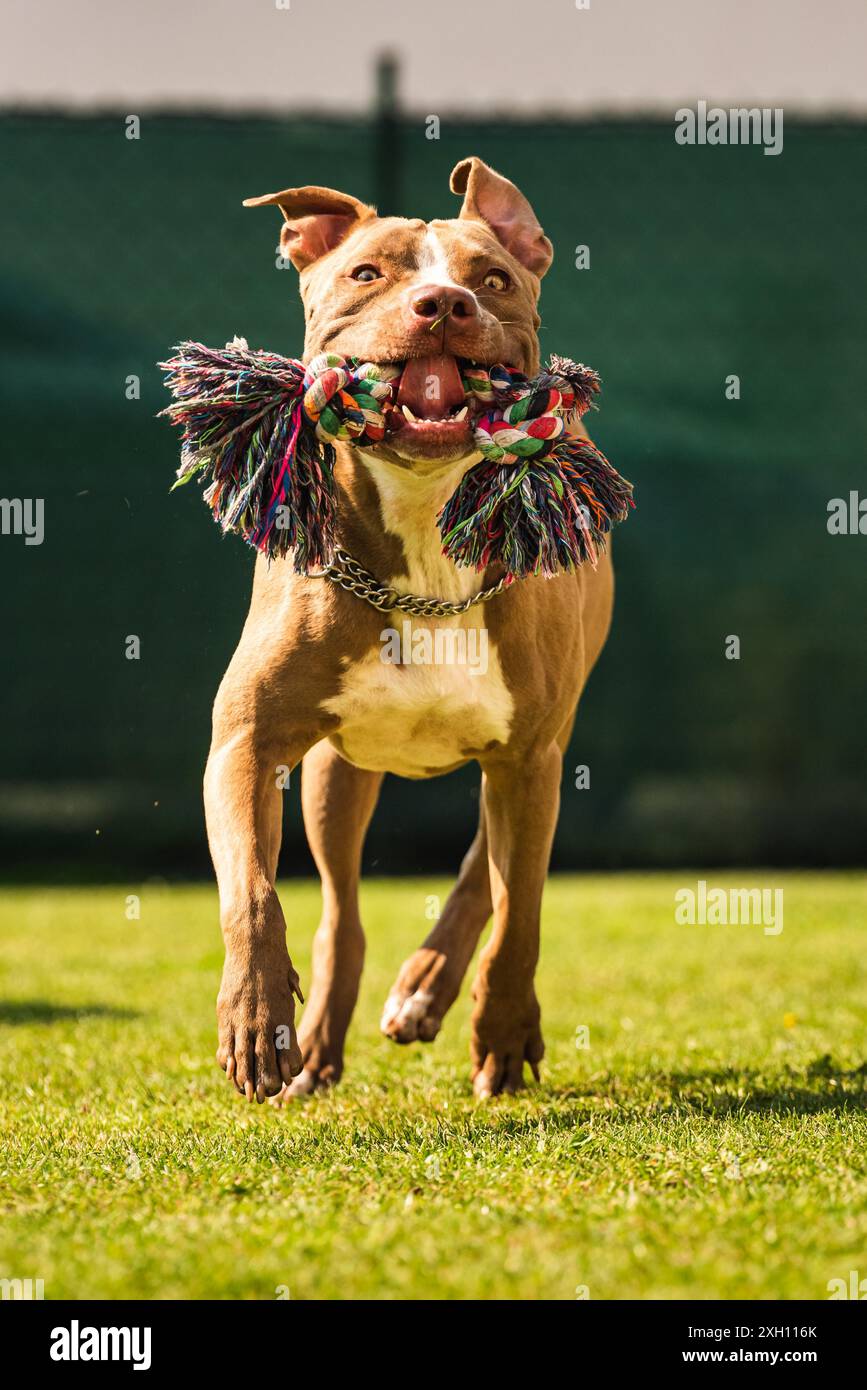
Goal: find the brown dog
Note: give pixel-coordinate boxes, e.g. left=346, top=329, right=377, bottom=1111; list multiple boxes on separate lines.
left=205, top=157, right=614, bottom=1102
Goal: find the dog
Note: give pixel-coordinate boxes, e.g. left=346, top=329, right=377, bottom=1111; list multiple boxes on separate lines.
left=205, top=157, right=614, bottom=1102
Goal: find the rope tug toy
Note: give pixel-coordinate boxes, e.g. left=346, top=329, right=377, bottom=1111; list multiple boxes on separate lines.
left=160, top=339, right=633, bottom=579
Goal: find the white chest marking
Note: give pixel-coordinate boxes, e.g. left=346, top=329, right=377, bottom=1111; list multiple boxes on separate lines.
left=322, top=459, right=514, bottom=776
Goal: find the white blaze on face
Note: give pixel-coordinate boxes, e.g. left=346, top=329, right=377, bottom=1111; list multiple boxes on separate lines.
left=415, top=228, right=479, bottom=306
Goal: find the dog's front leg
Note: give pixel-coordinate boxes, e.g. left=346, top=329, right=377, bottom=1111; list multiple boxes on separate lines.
left=204, top=711, right=311, bottom=1103
left=471, top=743, right=562, bottom=1098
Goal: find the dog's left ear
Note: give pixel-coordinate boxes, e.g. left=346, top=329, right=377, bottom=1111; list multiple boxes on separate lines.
left=450, top=157, right=553, bottom=278
left=243, top=184, right=376, bottom=270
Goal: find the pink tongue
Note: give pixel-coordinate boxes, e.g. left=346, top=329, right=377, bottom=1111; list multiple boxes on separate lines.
left=396, top=355, right=465, bottom=419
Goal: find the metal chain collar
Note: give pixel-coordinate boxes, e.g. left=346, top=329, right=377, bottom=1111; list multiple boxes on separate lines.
left=318, top=547, right=510, bottom=618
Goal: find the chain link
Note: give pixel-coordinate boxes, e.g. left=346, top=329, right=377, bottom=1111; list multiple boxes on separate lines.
left=315, top=547, right=510, bottom=617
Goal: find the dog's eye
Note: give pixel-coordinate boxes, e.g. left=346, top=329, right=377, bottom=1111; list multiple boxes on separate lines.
left=350, top=265, right=382, bottom=283
left=482, top=269, right=511, bottom=292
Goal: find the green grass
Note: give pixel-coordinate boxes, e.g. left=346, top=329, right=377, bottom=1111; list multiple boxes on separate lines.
left=1, top=874, right=865, bottom=1301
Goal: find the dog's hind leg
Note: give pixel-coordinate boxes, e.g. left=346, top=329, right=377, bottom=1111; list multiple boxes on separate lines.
left=380, top=796, right=492, bottom=1045
left=380, top=701, right=580, bottom=1048
left=277, top=740, right=383, bottom=1098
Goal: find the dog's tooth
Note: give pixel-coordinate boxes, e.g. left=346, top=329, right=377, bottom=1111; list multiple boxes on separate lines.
left=453, top=405, right=469, bottom=421
left=401, top=404, right=417, bottom=423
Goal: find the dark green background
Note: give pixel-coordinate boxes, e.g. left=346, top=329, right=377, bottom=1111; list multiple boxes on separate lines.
left=2, top=114, right=865, bottom=877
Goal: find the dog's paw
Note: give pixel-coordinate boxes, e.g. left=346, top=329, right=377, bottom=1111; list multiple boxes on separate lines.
left=470, top=988, right=544, bottom=1099
left=269, top=1039, right=344, bottom=1103
left=380, top=947, right=460, bottom=1044
left=270, top=1063, right=340, bottom=1104
left=216, top=950, right=304, bottom=1103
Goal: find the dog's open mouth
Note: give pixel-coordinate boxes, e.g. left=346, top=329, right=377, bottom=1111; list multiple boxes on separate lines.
left=386, top=353, right=473, bottom=447
left=377, top=353, right=494, bottom=455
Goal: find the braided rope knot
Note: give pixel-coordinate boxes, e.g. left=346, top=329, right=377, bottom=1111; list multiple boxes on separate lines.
left=301, top=354, right=400, bottom=445
left=463, top=358, right=600, bottom=465
left=440, top=356, right=631, bottom=578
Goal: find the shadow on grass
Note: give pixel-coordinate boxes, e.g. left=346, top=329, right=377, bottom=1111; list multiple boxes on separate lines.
left=0, top=999, right=140, bottom=1025
left=535, top=1058, right=867, bottom=1121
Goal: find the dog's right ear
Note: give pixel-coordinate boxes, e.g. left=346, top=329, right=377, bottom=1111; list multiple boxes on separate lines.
left=450, top=157, right=553, bottom=278
left=242, top=185, right=376, bottom=271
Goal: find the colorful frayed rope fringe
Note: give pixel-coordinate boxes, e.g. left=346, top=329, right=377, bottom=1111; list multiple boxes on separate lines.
left=441, top=357, right=632, bottom=576
left=160, top=339, right=399, bottom=572
left=159, top=339, right=633, bottom=579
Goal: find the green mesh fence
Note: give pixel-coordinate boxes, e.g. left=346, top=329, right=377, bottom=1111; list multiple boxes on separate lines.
left=1, top=114, right=865, bottom=875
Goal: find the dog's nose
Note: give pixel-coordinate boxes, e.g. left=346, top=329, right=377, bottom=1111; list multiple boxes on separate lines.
left=407, top=283, right=478, bottom=325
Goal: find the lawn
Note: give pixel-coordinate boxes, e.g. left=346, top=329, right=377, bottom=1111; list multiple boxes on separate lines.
left=0, top=874, right=865, bottom=1301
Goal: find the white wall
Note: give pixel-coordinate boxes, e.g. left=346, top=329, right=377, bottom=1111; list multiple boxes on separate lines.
left=3, top=0, right=865, bottom=114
